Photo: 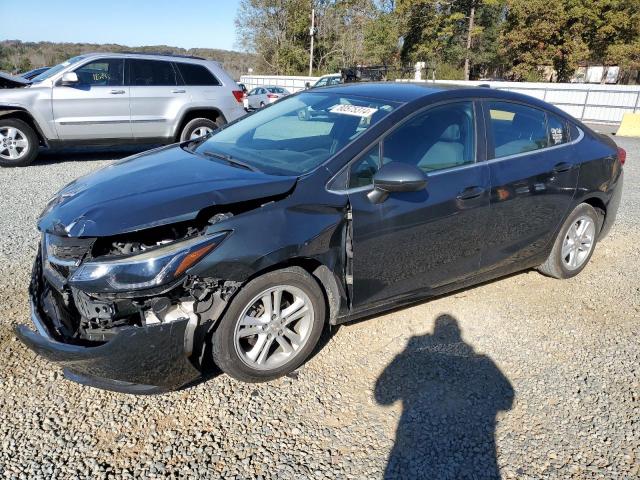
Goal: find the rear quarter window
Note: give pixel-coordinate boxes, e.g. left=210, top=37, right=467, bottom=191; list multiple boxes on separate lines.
left=176, top=63, right=221, bottom=86
left=547, top=113, right=569, bottom=146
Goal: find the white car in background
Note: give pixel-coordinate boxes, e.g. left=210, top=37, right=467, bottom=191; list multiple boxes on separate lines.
left=244, top=86, right=290, bottom=109
left=309, top=73, right=342, bottom=88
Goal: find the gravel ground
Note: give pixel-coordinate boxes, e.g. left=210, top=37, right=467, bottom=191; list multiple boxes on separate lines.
left=1, top=138, right=639, bottom=479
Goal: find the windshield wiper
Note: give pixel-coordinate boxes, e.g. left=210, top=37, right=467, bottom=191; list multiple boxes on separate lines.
left=202, top=150, right=261, bottom=173
left=182, top=134, right=209, bottom=152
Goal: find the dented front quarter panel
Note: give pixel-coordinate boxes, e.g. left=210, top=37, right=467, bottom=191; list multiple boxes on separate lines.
left=187, top=172, right=351, bottom=315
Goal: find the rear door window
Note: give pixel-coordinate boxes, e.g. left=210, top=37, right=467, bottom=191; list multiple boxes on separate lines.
left=175, top=62, right=220, bottom=86
left=488, top=102, right=548, bottom=158
left=129, top=59, right=179, bottom=86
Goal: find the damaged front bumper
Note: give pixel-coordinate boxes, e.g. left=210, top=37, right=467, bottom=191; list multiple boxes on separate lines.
left=15, top=304, right=201, bottom=394
left=14, top=246, right=205, bottom=394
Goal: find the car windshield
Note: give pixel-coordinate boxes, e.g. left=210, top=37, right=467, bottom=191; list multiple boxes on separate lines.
left=30, top=55, right=86, bottom=82
left=193, top=92, right=398, bottom=176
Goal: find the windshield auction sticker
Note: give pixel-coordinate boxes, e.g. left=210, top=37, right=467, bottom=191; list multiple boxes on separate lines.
left=329, top=104, right=378, bottom=118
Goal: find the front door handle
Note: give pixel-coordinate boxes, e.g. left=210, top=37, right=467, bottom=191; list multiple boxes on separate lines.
left=171, top=89, right=186, bottom=93
left=110, top=89, right=126, bottom=94
left=552, top=162, right=574, bottom=173
left=457, top=186, right=486, bottom=200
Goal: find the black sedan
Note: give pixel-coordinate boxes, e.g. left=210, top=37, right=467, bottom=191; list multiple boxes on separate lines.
left=15, top=83, right=624, bottom=393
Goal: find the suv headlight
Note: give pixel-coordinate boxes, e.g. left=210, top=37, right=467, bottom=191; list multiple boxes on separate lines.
left=69, top=232, right=228, bottom=293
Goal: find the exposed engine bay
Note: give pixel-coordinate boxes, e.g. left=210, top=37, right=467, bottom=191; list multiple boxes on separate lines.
left=36, top=210, right=239, bottom=364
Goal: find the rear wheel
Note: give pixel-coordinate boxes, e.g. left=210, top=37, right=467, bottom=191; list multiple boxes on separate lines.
left=0, top=118, right=38, bottom=167
left=538, top=203, right=599, bottom=279
left=179, top=116, right=225, bottom=142
left=212, top=267, right=326, bottom=382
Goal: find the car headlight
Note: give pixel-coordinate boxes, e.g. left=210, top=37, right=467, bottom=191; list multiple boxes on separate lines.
left=69, top=232, right=228, bottom=293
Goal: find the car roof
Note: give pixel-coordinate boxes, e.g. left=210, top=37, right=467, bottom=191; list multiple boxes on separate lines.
left=319, top=81, right=465, bottom=102
left=77, top=52, right=219, bottom=65
left=317, top=81, right=576, bottom=119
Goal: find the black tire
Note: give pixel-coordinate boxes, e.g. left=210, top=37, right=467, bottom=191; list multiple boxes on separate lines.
left=212, top=267, right=326, bottom=382
left=259, top=101, right=265, bottom=108
left=538, top=203, right=600, bottom=279
left=0, top=118, right=38, bottom=167
left=179, top=116, right=225, bottom=142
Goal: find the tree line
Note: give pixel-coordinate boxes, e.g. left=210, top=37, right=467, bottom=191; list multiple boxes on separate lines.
left=236, top=0, right=640, bottom=83
left=0, top=40, right=257, bottom=80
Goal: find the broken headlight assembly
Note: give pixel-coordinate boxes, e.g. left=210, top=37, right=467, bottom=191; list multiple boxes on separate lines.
left=69, top=232, right=229, bottom=293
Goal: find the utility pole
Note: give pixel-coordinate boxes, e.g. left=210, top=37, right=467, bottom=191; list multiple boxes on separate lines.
left=464, top=4, right=476, bottom=81
left=309, top=8, right=315, bottom=77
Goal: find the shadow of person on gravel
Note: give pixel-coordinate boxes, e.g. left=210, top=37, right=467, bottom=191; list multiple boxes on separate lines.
left=375, top=314, right=514, bottom=480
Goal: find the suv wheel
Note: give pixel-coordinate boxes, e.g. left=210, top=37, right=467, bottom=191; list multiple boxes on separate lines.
left=180, top=117, right=225, bottom=142
left=538, top=203, right=599, bottom=279
left=0, top=119, right=38, bottom=167
left=212, top=267, right=326, bottom=382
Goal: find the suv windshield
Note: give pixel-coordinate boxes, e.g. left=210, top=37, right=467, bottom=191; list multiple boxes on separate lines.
left=30, top=55, right=86, bottom=82
left=194, top=92, right=398, bottom=176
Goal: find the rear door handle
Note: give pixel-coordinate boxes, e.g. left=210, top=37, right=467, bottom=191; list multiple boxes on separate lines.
left=171, top=89, right=186, bottom=93
left=552, top=162, right=574, bottom=173
left=110, top=89, right=126, bottom=94
left=456, top=186, right=486, bottom=200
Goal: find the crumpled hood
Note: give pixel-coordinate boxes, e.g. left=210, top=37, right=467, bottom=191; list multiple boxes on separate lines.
left=38, top=144, right=297, bottom=237
left=0, top=71, right=30, bottom=88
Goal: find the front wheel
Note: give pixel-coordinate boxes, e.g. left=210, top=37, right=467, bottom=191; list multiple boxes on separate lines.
left=538, top=203, right=599, bottom=279
left=212, top=267, right=326, bottom=382
left=0, top=119, right=38, bottom=167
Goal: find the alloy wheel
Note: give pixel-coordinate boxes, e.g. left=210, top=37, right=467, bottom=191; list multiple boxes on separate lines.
left=189, top=126, right=214, bottom=140
left=561, top=215, right=595, bottom=270
left=0, top=126, right=29, bottom=161
left=234, top=285, right=314, bottom=370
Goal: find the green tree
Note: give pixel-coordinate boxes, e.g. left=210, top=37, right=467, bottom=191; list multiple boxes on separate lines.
left=580, top=0, right=640, bottom=82
left=501, top=0, right=587, bottom=81
left=236, top=0, right=310, bottom=75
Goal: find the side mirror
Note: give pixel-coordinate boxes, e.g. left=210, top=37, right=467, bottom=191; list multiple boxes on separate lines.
left=367, top=162, right=427, bottom=204
left=305, top=82, right=311, bottom=89
left=60, top=72, right=79, bottom=85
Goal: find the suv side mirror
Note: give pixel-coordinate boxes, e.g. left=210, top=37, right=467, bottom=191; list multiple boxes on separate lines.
left=60, top=72, right=79, bottom=85
left=305, top=82, right=311, bottom=89
left=367, top=162, right=427, bottom=204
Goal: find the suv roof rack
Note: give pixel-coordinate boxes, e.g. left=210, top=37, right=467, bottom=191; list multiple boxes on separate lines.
left=113, top=51, right=206, bottom=60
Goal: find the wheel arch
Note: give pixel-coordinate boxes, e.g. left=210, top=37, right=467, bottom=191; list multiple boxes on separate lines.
left=239, top=257, right=345, bottom=325
left=576, top=194, right=607, bottom=235
left=0, top=107, right=48, bottom=147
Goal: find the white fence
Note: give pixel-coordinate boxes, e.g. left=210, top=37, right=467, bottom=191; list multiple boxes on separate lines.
left=240, top=75, right=319, bottom=93
left=240, top=75, right=640, bottom=124
left=411, top=80, right=640, bottom=124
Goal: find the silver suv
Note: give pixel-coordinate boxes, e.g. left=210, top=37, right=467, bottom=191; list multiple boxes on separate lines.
left=0, top=53, right=246, bottom=166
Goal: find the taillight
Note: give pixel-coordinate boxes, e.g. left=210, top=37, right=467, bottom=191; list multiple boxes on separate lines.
left=232, top=90, right=244, bottom=103
left=267, top=93, right=278, bottom=99
left=617, top=147, right=626, bottom=166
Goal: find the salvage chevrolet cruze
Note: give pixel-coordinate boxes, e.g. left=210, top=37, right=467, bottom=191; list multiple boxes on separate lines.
left=15, top=83, right=624, bottom=393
